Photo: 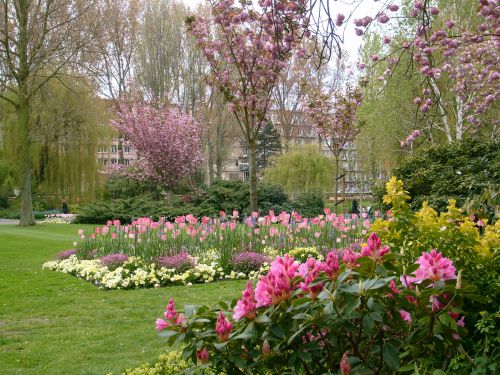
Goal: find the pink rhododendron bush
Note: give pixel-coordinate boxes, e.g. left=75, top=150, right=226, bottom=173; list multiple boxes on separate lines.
left=156, top=233, right=479, bottom=374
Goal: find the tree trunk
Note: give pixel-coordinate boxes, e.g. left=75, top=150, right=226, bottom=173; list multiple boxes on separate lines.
left=206, top=137, right=214, bottom=185
left=334, top=157, right=339, bottom=214
left=248, top=139, right=258, bottom=213
left=18, top=95, right=35, bottom=226
left=215, top=122, right=223, bottom=180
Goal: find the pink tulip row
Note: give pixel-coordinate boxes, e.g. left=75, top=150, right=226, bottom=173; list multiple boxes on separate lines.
left=75, top=209, right=380, bottom=260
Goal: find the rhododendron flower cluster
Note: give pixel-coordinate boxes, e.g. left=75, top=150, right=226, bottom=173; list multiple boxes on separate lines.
left=215, top=311, right=233, bottom=341
left=415, top=249, right=457, bottom=282
left=233, top=281, right=257, bottom=321
left=361, top=232, right=390, bottom=259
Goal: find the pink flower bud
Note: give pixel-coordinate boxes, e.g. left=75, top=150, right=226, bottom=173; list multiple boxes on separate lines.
left=196, top=347, right=209, bottom=363
left=340, top=351, right=351, bottom=375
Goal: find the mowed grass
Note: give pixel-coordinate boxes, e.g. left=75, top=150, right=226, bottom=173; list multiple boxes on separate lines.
left=0, top=224, right=246, bottom=375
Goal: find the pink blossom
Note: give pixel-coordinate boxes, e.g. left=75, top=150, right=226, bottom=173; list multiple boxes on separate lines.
left=400, top=309, right=412, bottom=322
left=233, top=281, right=257, bottom=321
left=340, top=351, right=351, bottom=375
left=255, top=256, right=297, bottom=307
left=323, top=252, right=340, bottom=279
left=196, top=347, right=209, bottom=363
left=361, top=232, right=390, bottom=259
left=415, top=250, right=456, bottom=282
left=176, top=313, right=186, bottom=325
left=342, top=249, right=359, bottom=269
left=164, top=298, right=177, bottom=321
left=215, top=311, right=232, bottom=341
left=155, top=318, right=169, bottom=331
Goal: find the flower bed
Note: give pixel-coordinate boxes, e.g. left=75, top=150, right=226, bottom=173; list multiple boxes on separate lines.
left=42, top=255, right=259, bottom=290
left=72, top=210, right=375, bottom=267
left=40, top=213, right=77, bottom=224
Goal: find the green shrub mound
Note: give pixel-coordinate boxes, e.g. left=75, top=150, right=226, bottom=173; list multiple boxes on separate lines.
left=77, top=181, right=325, bottom=224
left=392, top=139, right=500, bottom=219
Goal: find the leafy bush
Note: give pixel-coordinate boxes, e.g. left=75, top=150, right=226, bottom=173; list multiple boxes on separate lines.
left=393, top=139, right=500, bottom=219
left=287, top=247, right=321, bottom=263
left=104, top=175, right=160, bottom=200
left=119, top=351, right=189, bottom=375
left=371, top=177, right=499, bottom=370
left=371, top=177, right=499, bottom=305
left=76, top=195, right=213, bottom=224
left=291, top=190, right=324, bottom=217
left=157, top=236, right=476, bottom=374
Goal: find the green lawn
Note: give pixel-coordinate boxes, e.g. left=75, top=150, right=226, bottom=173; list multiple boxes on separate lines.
left=0, top=224, right=246, bottom=375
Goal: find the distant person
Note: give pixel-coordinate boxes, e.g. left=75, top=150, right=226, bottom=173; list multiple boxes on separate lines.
left=351, top=199, right=359, bottom=215
left=62, top=200, right=69, bottom=214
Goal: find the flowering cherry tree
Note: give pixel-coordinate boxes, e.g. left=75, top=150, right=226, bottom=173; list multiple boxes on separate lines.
left=306, top=84, right=364, bottom=211
left=187, top=0, right=308, bottom=212
left=112, top=98, right=203, bottom=190
left=299, top=0, right=499, bottom=141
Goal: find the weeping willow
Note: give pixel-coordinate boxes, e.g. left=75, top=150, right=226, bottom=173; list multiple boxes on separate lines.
left=1, top=77, right=110, bottom=205
left=263, top=145, right=335, bottom=197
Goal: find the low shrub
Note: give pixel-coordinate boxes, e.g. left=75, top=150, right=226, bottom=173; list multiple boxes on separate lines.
left=287, top=247, right=321, bottom=263
left=291, top=190, right=325, bottom=217
left=157, top=234, right=478, bottom=374
left=231, top=252, right=270, bottom=274
left=393, top=139, right=500, bottom=220
left=100, top=253, right=129, bottom=270
left=57, top=249, right=77, bottom=260
left=156, top=252, right=196, bottom=273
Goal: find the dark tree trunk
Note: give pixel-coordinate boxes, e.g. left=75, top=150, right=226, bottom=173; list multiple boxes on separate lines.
left=248, top=138, right=258, bottom=213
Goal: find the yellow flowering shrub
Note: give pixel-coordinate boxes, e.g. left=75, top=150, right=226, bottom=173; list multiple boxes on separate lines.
left=287, top=246, right=321, bottom=262
left=372, top=177, right=499, bottom=303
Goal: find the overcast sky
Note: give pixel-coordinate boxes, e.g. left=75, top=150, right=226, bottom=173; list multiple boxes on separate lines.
left=179, top=0, right=385, bottom=64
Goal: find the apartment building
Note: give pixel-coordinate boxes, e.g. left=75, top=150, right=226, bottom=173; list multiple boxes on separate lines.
left=97, top=140, right=139, bottom=167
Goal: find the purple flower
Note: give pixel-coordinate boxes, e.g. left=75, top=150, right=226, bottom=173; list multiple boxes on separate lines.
left=100, top=253, right=129, bottom=270
left=57, top=249, right=77, bottom=260
left=156, top=252, right=195, bottom=273
left=231, top=252, right=270, bottom=273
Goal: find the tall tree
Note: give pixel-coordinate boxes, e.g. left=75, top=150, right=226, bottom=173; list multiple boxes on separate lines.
left=187, top=0, right=308, bottom=212
left=0, top=0, right=95, bottom=225
left=256, top=122, right=281, bottom=170
left=263, top=144, right=334, bottom=197
left=112, top=97, right=203, bottom=192
left=204, top=90, right=239, bottom=182
left=306, top=84, right=364, bottom=212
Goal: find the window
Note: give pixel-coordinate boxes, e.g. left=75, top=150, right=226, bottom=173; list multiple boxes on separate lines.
left=111, top=159, right=117, bottom=164
left=124, top=146, right=131, bottom=153
left=98, top=145, right=108, bottom=153
left=111, top=145, right=118, bottom=153
left=124, top=159, right=130, bottom=165
left=243, top=171, right=249, bottom=181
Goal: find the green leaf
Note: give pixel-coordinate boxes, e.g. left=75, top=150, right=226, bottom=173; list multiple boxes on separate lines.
left=270, top=324, right=285, bottom=339
left=184, top=304, right=197, bottom=317
left=214, top=341, right=228, bottom=350
left=292, top=313, right=309, bottom=320
left=255, top=314, right=270, bottom=324
left=362, top=315, right=374, bottom=332
left=158, top=329, right=178, bottom=338
left=383, top=343, right=400, bottom=371
left=432, top=370, right=447, bottom=375
left=369, top=312, right=383, bottom=322
left=399, top=363, right=415, bottom=372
